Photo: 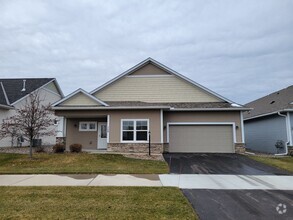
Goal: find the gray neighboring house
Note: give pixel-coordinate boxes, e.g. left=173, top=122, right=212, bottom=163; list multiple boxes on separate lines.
left=244, top=86, right=293, bottom=155
left=0, top=78, right=64, bottom=147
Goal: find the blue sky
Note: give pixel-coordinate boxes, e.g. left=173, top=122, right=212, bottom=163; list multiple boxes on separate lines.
left=0, top=0, right=292, bottom=104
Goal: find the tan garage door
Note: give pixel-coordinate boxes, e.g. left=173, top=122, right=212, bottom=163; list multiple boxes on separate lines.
left=169, top=125, right=234, bottom=153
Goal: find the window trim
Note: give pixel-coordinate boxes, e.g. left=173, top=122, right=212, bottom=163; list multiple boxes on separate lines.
left=121, top=119, right=149, bottom=143
left=79, top=121, right=97, bottom=131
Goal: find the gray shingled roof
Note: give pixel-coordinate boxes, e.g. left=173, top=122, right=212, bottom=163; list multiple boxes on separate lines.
left=0, top=78, right=54, bottom=105
left=244, top=85, right=293, bottom=119
left=0, top=82, right=9, bottom=106
left=105, top=101, right=234, bottom=108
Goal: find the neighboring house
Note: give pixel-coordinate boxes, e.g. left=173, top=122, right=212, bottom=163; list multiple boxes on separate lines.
left=53, top=58, right=249, bottom=154
left=244, top=86, right=293, bottom=154
left=0, top=78, right=64, bottom=147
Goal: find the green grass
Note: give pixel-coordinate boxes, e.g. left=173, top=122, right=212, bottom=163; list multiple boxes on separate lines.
left=0, top=153, right=168, bottom=174
left=0, top=186, right=197, bottom=219
left=249, top=155, right=293, bottom=172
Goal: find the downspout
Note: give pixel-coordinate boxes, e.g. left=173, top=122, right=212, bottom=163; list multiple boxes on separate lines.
left=275, top=112, right=289, bottom=156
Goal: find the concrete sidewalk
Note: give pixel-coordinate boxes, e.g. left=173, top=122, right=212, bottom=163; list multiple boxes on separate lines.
left=159, top=174, right=293, bottom=190
left=0, top=174, right=292, bottom=190
left=0, top=174, right=162, bottom=187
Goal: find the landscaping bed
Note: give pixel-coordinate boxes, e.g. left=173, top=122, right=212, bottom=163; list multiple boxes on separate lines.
left=0, top=186, right=197, bottom=219
left=0, top=153, right=169, bottom=174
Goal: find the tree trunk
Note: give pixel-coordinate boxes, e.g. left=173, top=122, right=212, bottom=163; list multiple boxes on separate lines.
left=29, top=138, right=33, bottom=158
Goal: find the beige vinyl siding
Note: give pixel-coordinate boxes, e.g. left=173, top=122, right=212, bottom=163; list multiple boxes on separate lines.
left=55, top=109, right=162, bottom=144
left=60, top=93, right=102, bottom=106
left=66, top=118, right=107, bottom=150
left=94, top=75, right=221, bottom=103
left=131, top=63, right=171, bottom=75
left=44, top=82, right=59, bottom=94
left=169, top=125, right=234, bottom=153
left=164, top=111, right=243, bottom=143
left=109, top=110, right=161, bottom=143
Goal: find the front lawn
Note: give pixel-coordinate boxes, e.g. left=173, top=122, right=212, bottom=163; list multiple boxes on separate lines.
left=249, top=155, right=293, bottom=172
left=0, top=153, right=168, bottom=174
left=0, top=186, right=197, bottom=219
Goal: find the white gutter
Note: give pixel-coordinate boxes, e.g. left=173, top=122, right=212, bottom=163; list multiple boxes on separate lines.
left=275, top=112, right=289, bottom=156
left=0, top=104, right=13, bottom=109
left=244, top=111, right=278, bottom=121
left=168, top=108, right=252, bottom=111
left=52, top=106, right=170, bottom=110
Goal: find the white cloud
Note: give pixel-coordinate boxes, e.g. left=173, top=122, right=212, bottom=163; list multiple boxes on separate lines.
left=0, top=0, right=292, bottom=103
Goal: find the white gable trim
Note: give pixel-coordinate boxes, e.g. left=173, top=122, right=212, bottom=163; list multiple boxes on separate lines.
left=90, top=57, right=238, bottom=105
left=11, top=79, right=64, bottom=105
left=52, top=88, right=109, bottom=107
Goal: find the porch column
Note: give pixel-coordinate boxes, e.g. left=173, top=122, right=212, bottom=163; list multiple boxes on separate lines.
left=107, top=115, right=110, bottom=143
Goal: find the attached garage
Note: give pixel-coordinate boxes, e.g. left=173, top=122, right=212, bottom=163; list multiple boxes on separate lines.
left=168, top=124, right=235, bottom=153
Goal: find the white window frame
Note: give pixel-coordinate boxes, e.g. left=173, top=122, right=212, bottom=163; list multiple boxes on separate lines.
left=79, top=121, right=97, bottom=131
left=121, top=119, right=149, bottom=143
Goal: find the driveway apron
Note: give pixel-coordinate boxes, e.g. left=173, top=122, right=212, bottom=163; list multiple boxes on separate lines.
left=163, top=153, right=293, bottom=220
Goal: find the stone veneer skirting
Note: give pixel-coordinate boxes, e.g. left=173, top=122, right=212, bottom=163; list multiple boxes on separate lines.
left=56, top=137, right=66, bottom=145
left=235, top=143, right=246, bottom=154
left=107, top=143, right=164, bottom=154
left=288, top=146, right=293, bottom=156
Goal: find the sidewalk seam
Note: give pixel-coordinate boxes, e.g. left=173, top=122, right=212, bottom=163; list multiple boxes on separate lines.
left=86, top=175, right=98, bottom=186
left=11, top=175, right=36, bottom=186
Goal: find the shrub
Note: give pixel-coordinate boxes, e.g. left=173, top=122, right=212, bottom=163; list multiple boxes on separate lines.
left=35, top=146, right=45, bottom=153
left=53, top=144, right=66, bottom=153
left=70, top=143, right=82, bottom=153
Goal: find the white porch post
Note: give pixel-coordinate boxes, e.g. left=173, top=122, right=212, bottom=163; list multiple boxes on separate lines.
left=107, top=115, right=110, bottom=143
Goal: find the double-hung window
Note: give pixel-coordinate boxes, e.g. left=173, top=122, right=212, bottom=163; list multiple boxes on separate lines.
left=122, top=119, right=149, bottom=142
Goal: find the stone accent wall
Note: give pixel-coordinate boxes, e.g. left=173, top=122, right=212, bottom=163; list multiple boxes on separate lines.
left=288, top=146, right=293, bottom=156
left=56, top=137, right=66, bottom=145
left=235, top=143, right=246, bottom=154
left=163, top=143, right=169, bottom=152
left=107, top=143, right=163, bottom=154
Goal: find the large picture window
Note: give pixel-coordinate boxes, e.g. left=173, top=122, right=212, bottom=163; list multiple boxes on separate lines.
left=121, top=119, right=149, bottom=142
left=79, top=121, right=97, bottom=131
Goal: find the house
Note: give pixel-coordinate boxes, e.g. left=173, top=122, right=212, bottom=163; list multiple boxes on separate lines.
left=244, top=86, right=293, bottom=155
left=53, top=58, right=249, bottom=154
left=0, top=78, right=64, bottom=147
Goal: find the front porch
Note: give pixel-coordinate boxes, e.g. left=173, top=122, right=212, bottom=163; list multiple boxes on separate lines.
left=55, top=109, right=164, bottom=154
left=64, top=116, right=109, bottom=151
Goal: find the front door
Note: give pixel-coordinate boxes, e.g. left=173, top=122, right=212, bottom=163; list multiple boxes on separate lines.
left=98, top=122, right=107, bottom=149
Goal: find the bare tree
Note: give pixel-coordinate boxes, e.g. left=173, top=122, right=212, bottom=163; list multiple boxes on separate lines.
left=0, top=92, right=55, bottom=158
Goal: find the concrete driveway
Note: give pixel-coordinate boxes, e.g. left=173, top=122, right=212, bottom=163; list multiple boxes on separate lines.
left=163, top=153, right=293, bottom=219
left=163, top=153, right=291, bottom=175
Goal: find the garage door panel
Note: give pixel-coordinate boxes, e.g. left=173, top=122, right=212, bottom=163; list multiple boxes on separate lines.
left=169, top=125, right=234, bottom=153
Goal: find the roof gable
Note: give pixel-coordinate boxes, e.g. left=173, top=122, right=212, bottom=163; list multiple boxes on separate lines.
left=244, top=85, right=293, bottom=119
left=130, top=63, right=170, bottom=76
left=53, top=89, right=108, bottom=107
left=91, top=58, right=234, bottom=103
left=0, top=78, right=58, bottom=104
